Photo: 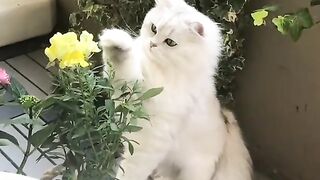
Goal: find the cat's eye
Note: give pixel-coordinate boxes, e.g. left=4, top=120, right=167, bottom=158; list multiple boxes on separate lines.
left=151, top=23, right=157, bottom=34
left=164, top=38, right=177, bottom=47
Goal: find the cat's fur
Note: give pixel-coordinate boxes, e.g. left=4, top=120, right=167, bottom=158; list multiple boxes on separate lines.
left=99, top=0, right=252, bottom=180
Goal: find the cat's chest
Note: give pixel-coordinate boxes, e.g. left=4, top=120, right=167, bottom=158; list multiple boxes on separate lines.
left=144, top=82, right=200, bottom=117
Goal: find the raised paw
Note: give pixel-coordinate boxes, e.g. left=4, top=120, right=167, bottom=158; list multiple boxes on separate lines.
left=99, top=29, right=133, bottom=51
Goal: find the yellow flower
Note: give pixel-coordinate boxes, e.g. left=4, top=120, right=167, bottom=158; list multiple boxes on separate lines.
left=44, top=31, right=101, bottom=69
left=80, top=31, right=101, bottom=57
left=59, top=51, right=88, bottom=69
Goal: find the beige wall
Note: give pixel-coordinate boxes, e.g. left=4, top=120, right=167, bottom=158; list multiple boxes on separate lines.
left=235, top=0, right=320, bottom=180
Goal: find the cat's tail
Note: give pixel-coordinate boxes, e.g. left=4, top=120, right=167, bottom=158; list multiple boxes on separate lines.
left=213, top=109, right=253, bottom=180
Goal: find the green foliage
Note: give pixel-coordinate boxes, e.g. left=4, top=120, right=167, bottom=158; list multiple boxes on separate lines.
left=137, top=87, right=164, bottom=101
left=251, top=1, right=319, bottom=41
left=0, top=63, right=162, bottom=178
left=272, top=9, right=314, bottom=41
left=36, top=66, right=161, bottom=179
left=0, top=130, right=19, bottom=146
left=251, top=9, right=269, bottom=26
left=70, top=0, right=154, bottom=34
left=0, top=64, right=163, bottom=179
left=19, top=95, right=41, bottom=109
left=7, top=77, right=28, bottom=101
left=30, top=123, right=56, bottom=148
left=204, top=0, right=248, bottom=105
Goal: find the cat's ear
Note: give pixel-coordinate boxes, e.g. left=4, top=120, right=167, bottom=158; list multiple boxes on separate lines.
left=189, top=22, right=204, bottom=37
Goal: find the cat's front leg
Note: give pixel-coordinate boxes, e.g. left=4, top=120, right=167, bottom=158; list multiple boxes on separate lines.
left=116, top=122, right=172, bottom=180
left=99, top=29, right=142, bottom=81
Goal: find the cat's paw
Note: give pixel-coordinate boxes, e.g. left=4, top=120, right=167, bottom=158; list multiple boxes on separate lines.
left=99, top=29, right=133, bottom=51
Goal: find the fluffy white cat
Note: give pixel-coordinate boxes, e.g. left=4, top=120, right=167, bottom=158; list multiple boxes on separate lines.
left=99, top=0, right=252, bottom=180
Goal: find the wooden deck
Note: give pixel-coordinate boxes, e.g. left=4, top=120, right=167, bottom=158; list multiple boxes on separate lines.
left=0, top=49, right=61, bottom=178
left=0, top=49, right=272, bottom=180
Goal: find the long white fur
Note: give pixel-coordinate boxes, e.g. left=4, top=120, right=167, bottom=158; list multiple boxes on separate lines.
left=99, top=0, right=252, bottom=180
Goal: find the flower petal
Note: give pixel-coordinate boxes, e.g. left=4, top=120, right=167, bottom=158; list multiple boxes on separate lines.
left=0, top=68, right=11, bottom=85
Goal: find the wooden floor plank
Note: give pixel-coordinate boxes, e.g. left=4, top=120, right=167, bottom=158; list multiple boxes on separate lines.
left=26, top=49, right=47, bottom=68
left=0, top=149, right=17, bottom=173
left=0, top=105, right=24, bottom=119
left=27, top=49, right=57, bottom=73
left=0, top=50, right=62, bottom=178
left=0, top=62, right=46, bottom=99
left=14, top=117, right=62, bottom=178
left=6, top=55, right=52, bottom=95
left=0, top=114, right=60, bottom=178
left=0, top=123, right=27, bottom=173
left=0, top=89, right=15, bottom=102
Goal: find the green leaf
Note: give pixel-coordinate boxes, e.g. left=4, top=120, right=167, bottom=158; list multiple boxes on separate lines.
left=30, top=123, right=56, bottom=148
left=125, top=125, right=143, bottom=133
left=128, top=142, right=134, bottom=155
left=97, top=122, right=108, bottom=131
left=8, top=77, right=28, bottom=100
left=296, top=8, right=314, bottom=28
left=105, top=99, right=115, bottom=115
left=137, top=87, right=164, bottom=101
left=132, top=80, right=141, bottom=93
left=289, top=19, right=303, bottom=41
left=69, top=12, right=84, bottom=27
left=132, top=108, right=149, bottom=120
left=40, top=135, right=56, bottom=149
left=72, top=126, right=87, bottom=139
left=34, top=96, right=56, bottom=110
left=110, top=123, right=118, bottom=131
left=251, top=9, right=269, bottom=26
left=272, top=16, right=289, bottom=35
left=0, top=130, right=19, bottom=146
left=0, top=88, right=5, bottom=98
left=311, top=0, right=320, bottom=6
left=272, top=9, right=314, bottom=41
left=0, top=139, right=11, bottom=146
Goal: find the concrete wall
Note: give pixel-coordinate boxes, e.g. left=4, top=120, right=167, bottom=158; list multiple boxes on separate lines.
left=235, top=0, right=320, bottom=180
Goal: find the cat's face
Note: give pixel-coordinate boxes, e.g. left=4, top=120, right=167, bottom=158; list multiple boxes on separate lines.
left=140, top=0, right=221, bottom=73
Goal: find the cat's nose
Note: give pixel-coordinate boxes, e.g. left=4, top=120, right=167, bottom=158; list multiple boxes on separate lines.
left=150, top=41, right=157, bottom=48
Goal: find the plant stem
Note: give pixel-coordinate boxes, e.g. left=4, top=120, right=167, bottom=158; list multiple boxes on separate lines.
left=87, top=131, right=97, bottom=157
left=17, top=107, right=34, bottom=174
left=17, top=124, right=33, bottom=174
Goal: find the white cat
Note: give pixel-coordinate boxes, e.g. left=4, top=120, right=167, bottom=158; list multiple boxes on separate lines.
left=99, top=0, right=252, bottom=180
